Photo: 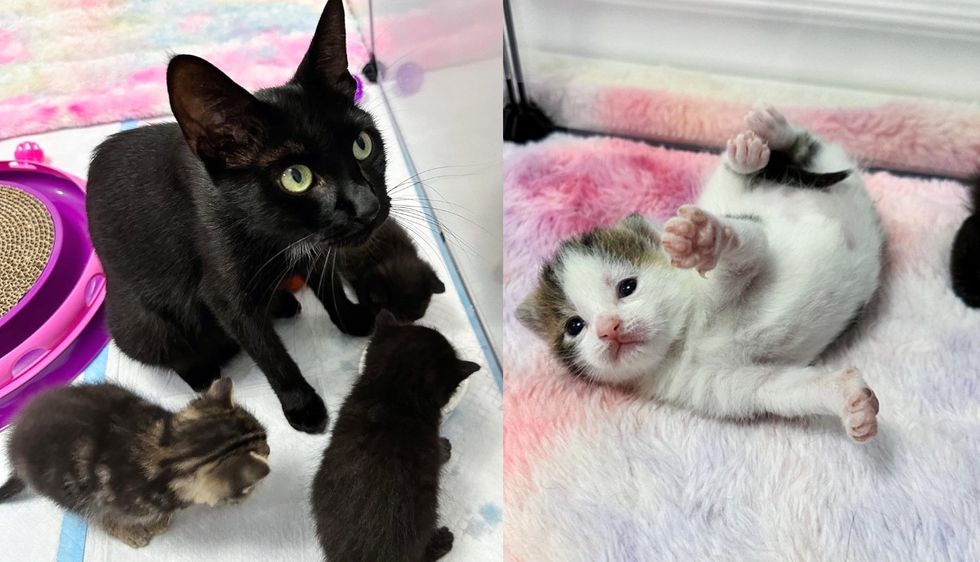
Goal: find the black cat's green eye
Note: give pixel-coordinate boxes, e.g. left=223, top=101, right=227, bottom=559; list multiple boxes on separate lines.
left=280, top=165, right=313, bottom=194
left=353, top=131, right=373, bottom=161
left=566, top=316, right=586, bottom=336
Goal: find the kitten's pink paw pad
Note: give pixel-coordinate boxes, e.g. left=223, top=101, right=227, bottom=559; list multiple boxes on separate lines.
left=725, top=131, right=770, bottom=175
left=745, top=104, right=796, bottom=150
left=663, top=205, right=733, bottom=274
left=838, top=368, right=879, bottom=443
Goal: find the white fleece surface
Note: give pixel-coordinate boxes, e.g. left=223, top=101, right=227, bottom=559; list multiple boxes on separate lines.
left=0, top=84, right=502, bottom=562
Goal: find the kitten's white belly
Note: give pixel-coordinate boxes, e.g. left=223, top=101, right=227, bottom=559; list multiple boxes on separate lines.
left=696, top=168, right=883, bottom=363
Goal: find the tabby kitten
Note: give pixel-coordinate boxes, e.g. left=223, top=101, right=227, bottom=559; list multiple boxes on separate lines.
left=85, top=0, right=386, bottom=433
left=338, top=218, right=446, bottom=322
left=311, top=312, right=480, bottom=562
left=0, top=379, right=269, bottom=548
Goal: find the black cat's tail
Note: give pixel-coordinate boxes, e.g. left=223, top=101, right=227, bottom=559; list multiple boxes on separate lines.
left=0, top=475, right=25, bottom=502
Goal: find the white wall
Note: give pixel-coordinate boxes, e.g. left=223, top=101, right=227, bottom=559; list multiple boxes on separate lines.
left=511, top=0, right=980, bottom=100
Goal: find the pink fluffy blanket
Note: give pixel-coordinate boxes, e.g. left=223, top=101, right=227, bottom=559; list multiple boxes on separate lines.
left=504, top=133, right=980, bottom=561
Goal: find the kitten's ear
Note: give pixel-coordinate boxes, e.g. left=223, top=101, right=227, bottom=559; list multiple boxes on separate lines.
left=205, top=377, right=235, bottom=407
left=429, top=271, right=446, bottom=294
left=167, top=54, right=270, bottom=167
left=616, top=213, right=660, bottom=245
left=456, top=360, right=481, bottom=380
left=216, top=452, right=270, bottom=488
left=292, top=0, right=356, bottom=98
left=516, top=289, right=546, bottom=334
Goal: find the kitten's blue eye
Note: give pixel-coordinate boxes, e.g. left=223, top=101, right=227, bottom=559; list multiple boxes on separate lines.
left=353, top=131, right=373, bottom=161
left=617, top=278, right=637, bottom=298
left=565, top=316, right=585, bottom=336
left=280, top=165, right=313, bottom=193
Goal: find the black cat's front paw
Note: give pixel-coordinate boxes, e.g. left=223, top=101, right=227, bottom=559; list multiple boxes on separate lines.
left=270, top=291, right=302, bottom=319
left=439, top=437, right=452, bottom=464
left=334, top=304, right=375, bottom=337
left=281, top=389, right=328, bottom=433
left=424, top=527, right=454, bottom=561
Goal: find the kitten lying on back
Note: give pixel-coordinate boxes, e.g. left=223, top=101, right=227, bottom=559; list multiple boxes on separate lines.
left=0, top=379, right=269, bottom=547
left=311, top=312, right=479, bottom=561
left=338, top=219, right=446, bottom=322
left=519, top=106, right=884, bottom=443
left=951, top=174, right=980, bottom=307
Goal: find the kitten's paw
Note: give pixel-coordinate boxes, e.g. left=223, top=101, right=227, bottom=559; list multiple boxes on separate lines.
left=113, top=526, right=154, bottom=549
left=725, top=131, right=770, bottom=175
left=281, top=389, right=328, bottom=434
left=424, top=527, right=455, bottom=561
left=745, top=104, right=796, bottom=150
left=270, top=290, right=302, bottom=319
left=439, top=437, right=452, bottom=464
left=662, top=205, right=735, bottom=275
left=837, top=368, right=879, bottom=443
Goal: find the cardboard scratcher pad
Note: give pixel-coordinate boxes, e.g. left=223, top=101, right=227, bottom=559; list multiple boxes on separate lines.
left=0, top=185, right=53, bottom=317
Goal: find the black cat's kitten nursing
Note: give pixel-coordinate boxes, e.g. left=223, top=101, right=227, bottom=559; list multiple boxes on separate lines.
left=0, top=379, right=269, bottom=548
left=86, top=0, right=387, bottom=432
left=311, top=312, right=480, bottom=562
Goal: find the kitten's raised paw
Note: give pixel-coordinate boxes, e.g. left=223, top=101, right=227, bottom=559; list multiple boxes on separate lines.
left=838, top=368, right=879, bottom=443
left=662, top=205, right=734, bottom=275
left=281, top=389, right=328, bottom=434
left=745, top=104, right=796, bottom=150
left=725, top=131, right=770, bottom=175
left=424, top=527, right=455, bottom=561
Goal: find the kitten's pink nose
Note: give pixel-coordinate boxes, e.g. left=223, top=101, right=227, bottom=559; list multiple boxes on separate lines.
left=596, top=316, right=622, bottom=341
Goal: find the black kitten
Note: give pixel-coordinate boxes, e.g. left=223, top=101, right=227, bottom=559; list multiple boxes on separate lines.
left=952, top=175, right=980, bottom=307
left=311, top=312, right=480, bottom=562
left=0, top=379, right=269, bottom=548
left=85, top=0, right=388, bottom=433
left=339, top=219, right=446, bottom=322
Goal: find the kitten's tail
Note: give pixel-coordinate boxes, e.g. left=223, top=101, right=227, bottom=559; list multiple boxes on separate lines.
left=0, top=475, right=25, bottom=502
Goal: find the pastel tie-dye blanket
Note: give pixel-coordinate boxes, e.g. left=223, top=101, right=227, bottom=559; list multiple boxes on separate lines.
left=504, top=133, right=980, bottom=561
left=0, top=0, right=369, bottom=139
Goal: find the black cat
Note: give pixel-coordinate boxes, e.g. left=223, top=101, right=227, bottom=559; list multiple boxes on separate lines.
left=952, top=174, right=980, bottom=307
left=311, top=312, right=480, bottom=562
left=85, top=0, right=385, bottom=433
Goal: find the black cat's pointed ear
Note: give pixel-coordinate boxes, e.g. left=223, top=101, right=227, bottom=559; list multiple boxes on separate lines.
left=205, top=377, right=235, bottom=407
left=457, top=360, right=481, bottom=380
left=167, top=54, right=270, bottom=167
left=292, top=0, right=356, bottom=98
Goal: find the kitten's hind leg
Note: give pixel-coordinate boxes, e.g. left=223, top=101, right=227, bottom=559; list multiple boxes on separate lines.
left=676, top=363, right=879, bottom=443
left=745, top=104, right=798, bottom=151
left=422, top=527, right=454, bottom=562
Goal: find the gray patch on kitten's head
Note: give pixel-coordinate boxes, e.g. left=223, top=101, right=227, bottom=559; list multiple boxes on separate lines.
left=517, top=213, right=662, bottom=377
left=157, top=379, right=271, bottom=507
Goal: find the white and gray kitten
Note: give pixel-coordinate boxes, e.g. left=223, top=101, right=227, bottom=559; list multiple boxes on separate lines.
left=518, top=106, right=884, bottom=443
